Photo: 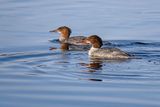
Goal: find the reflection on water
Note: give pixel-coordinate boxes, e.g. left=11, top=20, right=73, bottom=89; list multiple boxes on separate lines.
left=60, top=43, right=69, bottom=51
left=79, top=61, right=103, bottom=72
left=50, top=43, right=69, bottom=51
left=79, top=57, right=131, bottom=73
left=49, top=41, right=91, bottom=51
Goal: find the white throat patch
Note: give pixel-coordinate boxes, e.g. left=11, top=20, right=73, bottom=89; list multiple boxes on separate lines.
left=59, top=36, right=67, bottom=42
left=88, top=47, right=99, bottom=56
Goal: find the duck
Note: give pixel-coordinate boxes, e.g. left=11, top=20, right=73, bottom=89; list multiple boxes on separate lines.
left=49, top=26, right=88, bottom=45
left=83, top=35, right=131, bottom=59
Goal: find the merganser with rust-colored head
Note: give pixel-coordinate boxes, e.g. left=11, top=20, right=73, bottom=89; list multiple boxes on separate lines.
left=83, top=35, right=131, bottom=59
left=50, top=26, right=87, bottom=45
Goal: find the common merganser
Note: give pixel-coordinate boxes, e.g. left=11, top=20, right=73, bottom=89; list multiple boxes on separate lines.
left=83, top=35, right=131, bottom=59
left=50, top=26, right=87, bottom=45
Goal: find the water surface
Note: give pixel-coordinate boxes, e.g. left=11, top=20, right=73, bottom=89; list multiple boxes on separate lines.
left=0, top=0, right=160, bottom=107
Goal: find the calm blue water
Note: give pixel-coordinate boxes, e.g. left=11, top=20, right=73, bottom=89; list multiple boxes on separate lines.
left=0, top=0, right=160, bottom=107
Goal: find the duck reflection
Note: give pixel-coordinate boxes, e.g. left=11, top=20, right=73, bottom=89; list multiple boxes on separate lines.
left=60, top=43, right=69, bottom=51
left=79, top=58, right=103, bottom=81
left=79, top=57, right=131, bottom=82
left=50, top=43, right=90, bottom=51
left=50, top=43, right=69, bottom=51
left=79, top=57, right=131, bottom=72
left=79, top=58, right=103, bottom=72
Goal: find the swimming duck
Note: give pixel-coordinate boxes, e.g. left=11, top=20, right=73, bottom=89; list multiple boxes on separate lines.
left=50, top=26, right=88, bottom=45
left=83, top=35, right=131, bottom=59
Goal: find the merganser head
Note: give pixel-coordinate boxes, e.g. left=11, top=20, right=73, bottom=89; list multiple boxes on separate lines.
left=83, top=35, right=103, bottom=48
left=50, top=26, right=72, bottom=42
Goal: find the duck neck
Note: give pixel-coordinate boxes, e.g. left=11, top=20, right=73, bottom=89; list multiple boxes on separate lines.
left=89, top=46, right=99, bottom=56
left=59, top=34, right=69, bottom=43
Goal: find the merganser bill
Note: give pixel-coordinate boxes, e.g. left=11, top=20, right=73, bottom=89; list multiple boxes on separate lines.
left=50, top=26, right=87, bottom=45
left=83, top=35, right=131, bottom=59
